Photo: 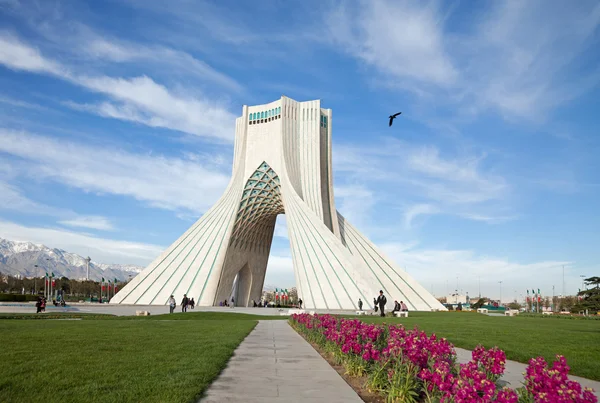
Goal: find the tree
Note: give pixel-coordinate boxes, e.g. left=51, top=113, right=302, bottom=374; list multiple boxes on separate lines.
left=572, top=277, right=600, bottom=314
left=507, top=302, right=521, bottom=310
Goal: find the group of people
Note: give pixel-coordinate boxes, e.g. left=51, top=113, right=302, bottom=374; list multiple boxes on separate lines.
left=357, top=291, right=408, bottom=317
left=168, top=294, right=195, bottom=313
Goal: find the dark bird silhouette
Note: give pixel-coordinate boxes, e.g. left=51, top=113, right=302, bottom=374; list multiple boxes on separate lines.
left=389, top=112, right=402, bottom=127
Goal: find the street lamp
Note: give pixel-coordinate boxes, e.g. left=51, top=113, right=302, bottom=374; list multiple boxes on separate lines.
left=34, top=265, right=38, bottom=295
left=498, top=281, right=503, bottom=305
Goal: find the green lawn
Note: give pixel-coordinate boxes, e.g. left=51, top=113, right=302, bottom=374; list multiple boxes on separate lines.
left=360, top=312, right=600, bottom=380
left=0, top=313, right=264, bottom=403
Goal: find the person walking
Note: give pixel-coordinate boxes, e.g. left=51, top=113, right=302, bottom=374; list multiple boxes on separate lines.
left=189, top=298, right=195, bottom=310
left=358, top=298, right=363, bottom=311
left=181, top=294, right=189, bottom=313
left=298, top=298, right=303, bottom=309
left=35, top=296, right=42, bottom=314
left=373, top=297, right=378, bottom=313
left=376, top=290, right=387, bottom=317
left=168, top=295, right=176, bottom=314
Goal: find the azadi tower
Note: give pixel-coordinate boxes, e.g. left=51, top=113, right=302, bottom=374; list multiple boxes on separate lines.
left=112, top=97, right=445, bottom=311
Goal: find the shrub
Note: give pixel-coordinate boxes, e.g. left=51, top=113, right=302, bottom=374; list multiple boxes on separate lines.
left=0, top=293, right=38, bottom=302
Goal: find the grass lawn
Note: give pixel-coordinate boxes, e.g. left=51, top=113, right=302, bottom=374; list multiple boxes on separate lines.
left=0, top=312, right=267, bottom=403
left=360, top=312, right=600, bottom=381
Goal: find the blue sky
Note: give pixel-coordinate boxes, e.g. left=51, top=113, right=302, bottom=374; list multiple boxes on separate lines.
left=0, top=0, right=598, bottom=301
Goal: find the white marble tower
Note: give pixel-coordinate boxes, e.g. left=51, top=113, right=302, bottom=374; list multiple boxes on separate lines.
left=111, top=96, right=446, bottom=311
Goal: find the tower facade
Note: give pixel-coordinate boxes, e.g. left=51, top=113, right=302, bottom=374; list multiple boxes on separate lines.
left=111, top=97, right=445, bottom=311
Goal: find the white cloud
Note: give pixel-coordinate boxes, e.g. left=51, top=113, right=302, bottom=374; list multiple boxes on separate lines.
left=379, top=241, right=574, bottom=301
left=403, top=204, right=439, bottom=229
left=0, top=31, right=65, bottom=75
left=0, top=180, right=116, bottom=231
left=0, top=181, right=64, bottom=216
left=264, top=254, right=295, bottom=288
left=58, top=216, right=114, bottom=231
left=326, top=0, right=600, bottom=120
left=0, top=220, right=163, bottom=265
left=328, top=1, right=457, bottom=88
left=83, top=37, right=242, bottom=92
left=0, top=129, right=230, bottom=213
left=334, top=138, right=510, bottom=226
left=0, top=32, right=236, bottom=141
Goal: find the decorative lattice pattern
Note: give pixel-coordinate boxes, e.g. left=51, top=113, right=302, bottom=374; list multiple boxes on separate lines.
left=230, top=162, right=284, bottom=251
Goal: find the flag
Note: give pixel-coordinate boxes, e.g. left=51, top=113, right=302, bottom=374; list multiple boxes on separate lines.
left=114, top=278, right=118, bottom=293
left=101, top=277, right=105, bottom=291
left=45, top=272, right=49, bottom=285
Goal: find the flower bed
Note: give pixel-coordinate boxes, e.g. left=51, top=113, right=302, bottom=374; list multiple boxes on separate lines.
left=290, top=313, right=597, bottom=403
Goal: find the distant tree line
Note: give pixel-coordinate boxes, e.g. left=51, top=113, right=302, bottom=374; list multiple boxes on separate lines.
left=0, top=273, right=125, bottom=299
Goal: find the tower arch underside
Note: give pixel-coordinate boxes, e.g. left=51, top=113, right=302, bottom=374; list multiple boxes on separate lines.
left=213, top=162, right=284, bottom=306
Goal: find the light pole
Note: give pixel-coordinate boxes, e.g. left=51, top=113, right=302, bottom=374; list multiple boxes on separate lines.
left=34, top=265, right=38, bottom=295
left=86, top=257, right=91, bottom=281
left=478, top=276, right=481, bottom=298
left=498, top=281, right=503, bottom=305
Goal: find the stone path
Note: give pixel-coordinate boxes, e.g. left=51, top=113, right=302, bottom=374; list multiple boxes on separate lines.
left=455, top=348, right=600, bottom=399
left=199, top=320, right=362, bottom=403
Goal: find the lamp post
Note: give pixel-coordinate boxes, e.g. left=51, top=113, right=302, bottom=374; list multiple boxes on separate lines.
left=85, top=257, right=91, bottom=281
left=34, top=265, right=38, bottom=295
left=478, top=276, right=481, bottom=298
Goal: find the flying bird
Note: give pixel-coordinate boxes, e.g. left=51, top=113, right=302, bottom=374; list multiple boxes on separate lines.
left=389, top=112, right=402, bottom=127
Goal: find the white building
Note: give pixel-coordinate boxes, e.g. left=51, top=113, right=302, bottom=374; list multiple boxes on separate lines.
left=111, top=97, right=446, bottom=311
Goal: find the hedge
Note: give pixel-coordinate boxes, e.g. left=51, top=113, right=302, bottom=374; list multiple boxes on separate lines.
left=0, top=293, right=39, bottom=302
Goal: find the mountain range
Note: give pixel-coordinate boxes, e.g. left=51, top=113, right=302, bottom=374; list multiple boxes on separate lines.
left=0, top=238, right=143, bottom=281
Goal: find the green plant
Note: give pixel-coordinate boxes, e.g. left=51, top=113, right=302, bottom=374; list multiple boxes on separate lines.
left=387, top=361, right=420, bottom=403
left=0, top=293, right=38, bottom=302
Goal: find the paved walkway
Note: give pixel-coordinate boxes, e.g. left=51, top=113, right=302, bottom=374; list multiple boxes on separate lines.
left=199, top=321, right=362, bottom=403
left=455, top=348, right=600, bottom=399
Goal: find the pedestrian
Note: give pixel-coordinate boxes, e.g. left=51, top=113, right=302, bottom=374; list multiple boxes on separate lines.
left=168, top=295, right=176, bottom=314
left=358, top=298, right=363, bottom=311
left=298, top=298, right=303, bottom=309
left=373, top=297, right=378, bottom=313
left=181, top=294, right=189, bottom=312
left=35, top=297, right=42, bottom=314
left=231, top=296, right=235, bottom=307
left=190, top=298, right=195, bottom=309
left=376, top=290, right=387, bottom=317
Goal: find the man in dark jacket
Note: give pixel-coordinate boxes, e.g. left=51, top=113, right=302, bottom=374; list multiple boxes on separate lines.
left=376, top=290, right=387, bottom=317
left=181, top=294, right=189, bottom=312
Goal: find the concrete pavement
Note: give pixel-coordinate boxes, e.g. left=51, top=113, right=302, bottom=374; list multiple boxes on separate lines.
left=199, top=320, right=362, bottom=403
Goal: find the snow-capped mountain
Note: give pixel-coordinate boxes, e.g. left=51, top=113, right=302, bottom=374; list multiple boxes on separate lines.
left=0, top=238, right=143, bottom=281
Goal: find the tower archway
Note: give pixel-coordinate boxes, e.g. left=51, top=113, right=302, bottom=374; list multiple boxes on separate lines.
left=213, top=162, right=284, bottom=306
